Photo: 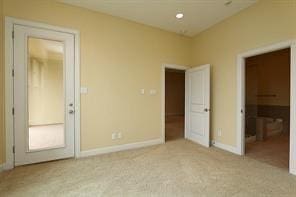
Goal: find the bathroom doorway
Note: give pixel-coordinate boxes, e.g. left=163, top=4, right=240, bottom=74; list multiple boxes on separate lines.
left=244, top=48, right=290, bottom=170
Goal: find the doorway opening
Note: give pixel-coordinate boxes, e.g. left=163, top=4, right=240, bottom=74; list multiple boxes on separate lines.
left=162, top=64, right=210, bottom=146
left=165, top=68, right=185, bottom=141
left=244, top=48, right=290, bottom=170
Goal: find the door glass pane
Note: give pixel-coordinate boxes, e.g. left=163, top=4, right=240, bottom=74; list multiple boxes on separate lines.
left=27, top=37, right=65, bottom=151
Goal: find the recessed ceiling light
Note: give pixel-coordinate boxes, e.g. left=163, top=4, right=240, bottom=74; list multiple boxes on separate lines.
left=176, top=13, right=184, bottom=19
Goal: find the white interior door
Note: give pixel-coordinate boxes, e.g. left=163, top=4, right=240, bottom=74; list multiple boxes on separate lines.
left=185, top=64, right=210, bottom=147
left=14, top=24, right=75, bottom=166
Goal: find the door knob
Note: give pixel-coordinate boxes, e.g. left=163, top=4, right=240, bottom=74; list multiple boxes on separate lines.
left=69, top=109, right=75, bottom=114
left=204, top=108, right=210, bottom=112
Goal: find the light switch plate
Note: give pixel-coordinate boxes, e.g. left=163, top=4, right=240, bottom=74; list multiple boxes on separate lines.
left=112, top=133, right=117, bottom=140
left=140, top=89, right=145, bottom=95
left=117, top=132, right=122, bottom=139
left=149, top=89, right=157, bottom=95
left=81, top=87, right=88, bottom=94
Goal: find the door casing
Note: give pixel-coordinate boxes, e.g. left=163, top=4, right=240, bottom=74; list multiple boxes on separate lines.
left=237, top=40, right=296, bottom=175
left=4, top=17, right=81, bottom=170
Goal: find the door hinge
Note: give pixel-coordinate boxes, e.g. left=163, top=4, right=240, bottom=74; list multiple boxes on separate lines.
left=12, top=31, right=14, bottom=39
left=12, top=107, right=15, bottom=115
left=12, top=69, right=15, bottom=77
left=241, top=109, right=244, bottom=114
left=13, top=146, right=15, bottom=154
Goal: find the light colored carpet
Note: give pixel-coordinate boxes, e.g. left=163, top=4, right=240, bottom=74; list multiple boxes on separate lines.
left=165, top=115, right=184, bottom=141
left=246, top=132, right=289, bottom=169
left=29, top=124, right=64, bottom=150
left=1, top=139, right=296, bottom=196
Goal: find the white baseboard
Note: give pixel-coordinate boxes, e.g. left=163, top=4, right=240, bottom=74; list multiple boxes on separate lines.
left=290, top=167, right=296, bottom=175
left=79, top=138, right=163, bottom=158
left=212, top=141, right=240, bottom=155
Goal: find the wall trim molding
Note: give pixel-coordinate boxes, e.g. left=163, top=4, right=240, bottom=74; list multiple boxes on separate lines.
left=290, top=168, right=296, bottom=176
left=212, top=141, right=240, bottom=155
left=79, top=138, right=163, bottom=158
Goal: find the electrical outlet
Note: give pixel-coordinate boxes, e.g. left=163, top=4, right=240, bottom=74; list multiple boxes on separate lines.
left=117, top=132, right=122, bottom=139
left=80, top=87, right=88, bottom=94
left=112, top=132, right=122, bottom=140
left=112, top=133, right=117, bottom=140
left=218, top=128, right=222, bottom=137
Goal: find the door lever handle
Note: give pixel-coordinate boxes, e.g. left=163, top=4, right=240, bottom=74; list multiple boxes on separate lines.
left=69, top=109, right=75, bottom=114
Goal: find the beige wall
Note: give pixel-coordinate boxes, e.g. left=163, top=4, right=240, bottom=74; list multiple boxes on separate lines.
left=246, top=64, right=258, bottom=106
left=165, top=70, right=185, bottom=116
left=192, top=0, right=296, bottom=146
left=246, top=48, right=290, bottom=106
left=0, top=0, right=192, bottom=164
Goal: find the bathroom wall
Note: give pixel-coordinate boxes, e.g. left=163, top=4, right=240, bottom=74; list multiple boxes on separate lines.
left=246, top=48, right=290, bottom=107
left=245, top=64, right=258, bottom=135
left=245, top=48, right=290, bottom=134
left=165, top=69, right=185, bottom=116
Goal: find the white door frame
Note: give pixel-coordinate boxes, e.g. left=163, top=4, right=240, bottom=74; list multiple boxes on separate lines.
left=4, top=17, right=81, bottom=170
left=161, top=64, right=188, bottom=143
left=236, top=40, right=296, bottom=175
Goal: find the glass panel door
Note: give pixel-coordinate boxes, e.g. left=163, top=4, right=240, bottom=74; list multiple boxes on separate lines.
left=14, top=24, right=75, bottom=166
left=27, top=38, right=65, bottom=151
